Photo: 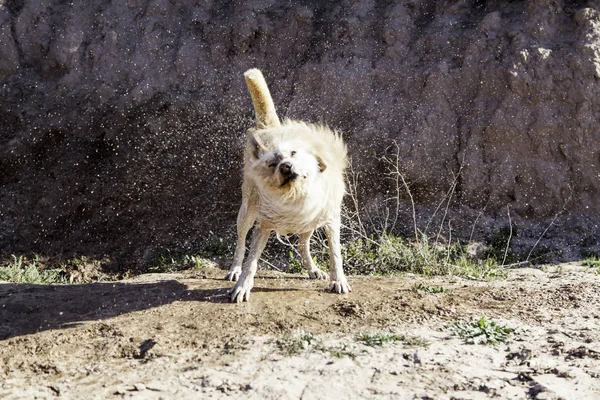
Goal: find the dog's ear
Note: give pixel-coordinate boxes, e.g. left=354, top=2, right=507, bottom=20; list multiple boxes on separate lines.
left=316, top=155, right=327, bottom=172
left=249, top=131, right=267, bottom=159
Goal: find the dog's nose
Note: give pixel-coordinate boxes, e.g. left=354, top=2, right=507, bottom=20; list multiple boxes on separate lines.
left=279, top=162, right=293, bottom=176
left=279, top=162, right=298, bottom=180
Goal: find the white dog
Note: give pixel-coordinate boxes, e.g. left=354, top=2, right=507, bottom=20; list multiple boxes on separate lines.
left=226, top=68, right=352, bottom=302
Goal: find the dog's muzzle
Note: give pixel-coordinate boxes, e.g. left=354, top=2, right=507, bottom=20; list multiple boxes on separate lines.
left=280, top=162, right=298, bottom=185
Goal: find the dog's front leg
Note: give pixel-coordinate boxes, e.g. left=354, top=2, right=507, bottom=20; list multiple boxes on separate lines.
left=324, top=217, right=352, bottom=294
left=298, top=231, right=327, bottom=280
left=229, top=224, right=271, bottom=303
left=225, top=198, right=257, bottom=281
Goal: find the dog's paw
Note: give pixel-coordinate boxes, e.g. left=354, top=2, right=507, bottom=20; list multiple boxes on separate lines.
left=228, top=275, right=254, bottom=303
left=307, top=268, right=327, bottom=280
left=224, top=266, right=242, bottom=281
left=329, top=279, right=352, bottom=294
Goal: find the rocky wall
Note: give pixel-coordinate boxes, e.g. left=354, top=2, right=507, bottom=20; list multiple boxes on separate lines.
left=0, top=0, right=598, bottom=263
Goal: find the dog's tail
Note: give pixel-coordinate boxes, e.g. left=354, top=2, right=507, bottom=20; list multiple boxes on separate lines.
left=244, top=69, right=281, bottom=129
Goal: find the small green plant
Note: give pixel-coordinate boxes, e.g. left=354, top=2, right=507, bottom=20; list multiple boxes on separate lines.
left=488, top=225, right=517, bottom=264
left=145, top=233, right=229, bottom=273
left=327, top=343, right=357, bottom=359
left=148, top=249, right=214, bottom=273
left=200, top=232, right=231, bottom=257
left=412, top=282, right=450, bottom=294
left=287, top=251, right=304, bottom=274
left=450, top=256, right=507, bottom=280
left=547, top=264, right=565, bottom=274
left=287, top=247, right=328, bottom=275
left=147, top=249, right=188, bottom=272
left=583, top=256, right=600, bottom=269
left=276, top=332, right=359, bottom=359
left=358, top=332, right=429, bottom=347
left=183, top=255, right=213, bottom=270
left=0, top=255, right=66, bottom=284
left=583, top=255, right=600, bottom=275
left=449, top=315, right=515, bottom=345
left=276, top=331, right=320, bottom=355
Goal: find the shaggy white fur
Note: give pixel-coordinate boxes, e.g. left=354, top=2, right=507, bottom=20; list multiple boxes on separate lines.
left=226, top=69, right=351, bottom=302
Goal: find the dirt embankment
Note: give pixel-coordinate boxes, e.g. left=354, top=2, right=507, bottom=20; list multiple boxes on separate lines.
left=0, top=1, right=599, bottom=263
left=1, top=265, right=600, bottom=399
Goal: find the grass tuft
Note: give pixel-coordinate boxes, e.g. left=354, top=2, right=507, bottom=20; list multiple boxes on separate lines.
left=148, top=249, right=215, bottom=273
left=286, top=231, right=507, bottom=280
left=276, top=331, right=320, bottom=356
left=336, top=233, right=505, bottom=280
left=412, top=282, right=450, bottom=294
left=450, top=255, right=507, bottom=280
left=582, top=256, right=600, bottom=272
left=449, top=315, right=515, bottom=345
left=358, top=332, right=429, bottom=347
left=276, top=331, right=358, bottom=359
left=327, top=343, right=357, bottom=359
left=0, top=255, right=67, bottom=284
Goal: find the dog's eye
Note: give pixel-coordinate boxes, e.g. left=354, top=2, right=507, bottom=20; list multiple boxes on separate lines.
left=268, top=163, right=277, bottom=168
left=290, top=151, right=296, bottom=157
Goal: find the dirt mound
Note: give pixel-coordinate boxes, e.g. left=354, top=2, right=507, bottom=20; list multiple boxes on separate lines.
left=1, top=265, right=599, bottom=398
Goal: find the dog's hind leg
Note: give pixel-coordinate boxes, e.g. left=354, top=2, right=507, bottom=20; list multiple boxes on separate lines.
left=225, top=197, right=257, bottom=281
left=298, top=231, right=327, bottom=280
left=229, top=224, right=271, bottom=302
left=324, top=217, right=352, bottom=294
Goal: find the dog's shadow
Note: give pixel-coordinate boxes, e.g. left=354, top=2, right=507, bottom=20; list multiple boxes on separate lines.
left=0, top=280, right=233, bottom=340
left=0, top=272, right=332, bottom=340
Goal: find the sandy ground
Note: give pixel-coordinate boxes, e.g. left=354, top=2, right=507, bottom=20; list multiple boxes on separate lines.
left=1, top=264, right=599, bottom=399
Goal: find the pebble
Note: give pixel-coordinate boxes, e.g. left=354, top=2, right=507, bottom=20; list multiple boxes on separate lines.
left=133, top=383, right=147, bottom=391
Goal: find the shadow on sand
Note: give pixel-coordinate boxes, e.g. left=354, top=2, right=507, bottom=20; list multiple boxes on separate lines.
left=0, top=279, right=232, bottom=341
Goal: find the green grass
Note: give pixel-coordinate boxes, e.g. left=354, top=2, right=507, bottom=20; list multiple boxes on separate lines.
left=148, top=249, right=215, bottom=273
left=287, top=251, right=305, bottom=274
left=0, top=255, right=67, bottom=284
left=276, top=330, right=428, bottom=359
left=583, top=256, right=600, bottom=272
left=199, top=232, right=232, bottom=258
left=327, top=343, right=357, bottom=359
left=412, top=282, right=450, bottom=294
left=275, top=331, right=358, bottom=359
left=449, top=315, right=515, bottom=345
left=184, top=255, right=215, bottom=270
left=146, top=232, right=230, bottom=273
left=148, top=230, right=509, bottom=281
left=543, top=264, right=566, bottom=274
left=488, top=226, right=517, bottom=264
left=145, top=227, right=508, bottom=281
left=276, top=331, right=320, bottom=356
left=450, top=255, right=507, bottom=280
left=357, top=332, right=429, bottom=347
left=336, top=233, right=506, bottom=280
left=287, top=251, right=328, bottom=274
left=286, top=232, right=507, bottom=280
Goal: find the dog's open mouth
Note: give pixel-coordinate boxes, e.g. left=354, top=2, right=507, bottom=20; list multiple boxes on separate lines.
left=281, top=172, right=299, bottom=186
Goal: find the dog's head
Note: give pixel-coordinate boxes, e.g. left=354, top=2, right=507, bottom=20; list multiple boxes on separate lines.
left=247, top=130, right=326, bottom=194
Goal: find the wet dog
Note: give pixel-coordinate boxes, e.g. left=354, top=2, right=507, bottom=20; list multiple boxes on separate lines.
left=226, top=68, right=352, bottom=302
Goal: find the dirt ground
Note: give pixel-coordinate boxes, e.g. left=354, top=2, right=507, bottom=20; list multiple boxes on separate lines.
left=1, top=264, right=599, bottom=399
